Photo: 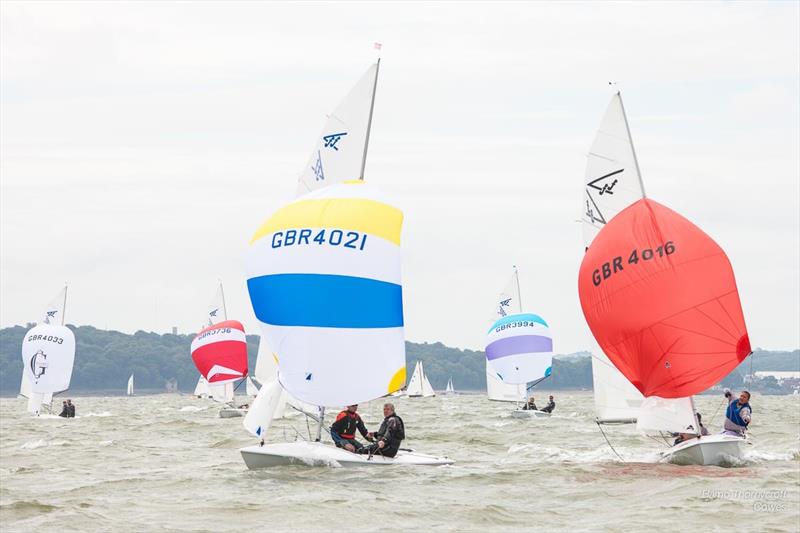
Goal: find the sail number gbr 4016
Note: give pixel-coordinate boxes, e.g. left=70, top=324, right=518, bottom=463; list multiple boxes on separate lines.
left=591, top=241, right=676, bottom=286
left=271, top=229, right=367, bottom=251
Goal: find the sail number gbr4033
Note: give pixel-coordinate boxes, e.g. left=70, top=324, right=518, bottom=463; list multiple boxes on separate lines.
left=271, top=229, right=367, bottom=251
left=591, top=241, right=676, bottom=286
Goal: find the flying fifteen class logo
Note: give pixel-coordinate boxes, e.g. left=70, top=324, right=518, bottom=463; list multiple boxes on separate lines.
left=30, top=350, right=49, bottom=381
left=322, top=132, right=347, bottom=151
left=312, top=151, right=325, bottom=181
left=497, top=298, right=512, bottom=317
left=585, top=168, right=624, bottom=225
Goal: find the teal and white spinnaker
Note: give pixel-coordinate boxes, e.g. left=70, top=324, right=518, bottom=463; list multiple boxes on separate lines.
left=246, top=181, right=406, bottom=407
left=486, top=313, right=553, bottom=385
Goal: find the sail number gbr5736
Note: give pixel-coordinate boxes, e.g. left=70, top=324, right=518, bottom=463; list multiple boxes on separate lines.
left=272, top=229, right=367, bottom=251
left=591, top=241, right=676, bottom=286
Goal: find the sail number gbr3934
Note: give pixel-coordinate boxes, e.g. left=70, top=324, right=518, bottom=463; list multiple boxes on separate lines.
left=591, top=241, right=676, bottom=286
left=271, top=229, right=367, bottom=251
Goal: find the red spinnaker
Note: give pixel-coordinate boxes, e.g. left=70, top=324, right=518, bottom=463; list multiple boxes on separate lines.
left=578, top=199, right=750, bottom=398
left=190, top=320, right=248, bottom=384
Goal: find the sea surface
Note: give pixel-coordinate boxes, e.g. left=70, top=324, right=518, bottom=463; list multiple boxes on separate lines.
left=1, top=392, right=798, bottom=532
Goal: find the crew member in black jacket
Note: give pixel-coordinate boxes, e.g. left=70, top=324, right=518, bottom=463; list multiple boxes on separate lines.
left=357, top=403, right=405, bottom=458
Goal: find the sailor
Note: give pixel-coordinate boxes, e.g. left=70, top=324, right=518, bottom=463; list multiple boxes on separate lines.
left=357, top=403, right=405, bottom=458
left=722, top=389, right=751, bottom=437
left=66, top=399, right=76, bottom=418
left=673, top=413, right=710, bottom=445
left=540, top=395, right=556, bottom=413
left=522, top=396, right=537, bottom=411
left=58, top=400, right=69, bottom=417
left=330, top=404, right=370, bottom=452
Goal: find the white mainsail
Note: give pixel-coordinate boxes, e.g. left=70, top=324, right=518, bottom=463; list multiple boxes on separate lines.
left=127, top=374, right=134, bottom=396
left=591, top=351, right=642, bottom=423
left=494, top=268, right=522, bottom=319
left=41, top=285, right=68, bottom=326
left=297, top=62, right=380, bottom=195
left=445, top=378, right=454, bottom=394
left=583, top=93, right=645, bottom=423
left=208, top=381, right=234, bottom=403
left=194, top=376, right=210, bottom=398
left=486, top=361, right=526, bottom=402
left=582, top=92, right=646, bottom=248
left=207, top=282, right=227, bottom=326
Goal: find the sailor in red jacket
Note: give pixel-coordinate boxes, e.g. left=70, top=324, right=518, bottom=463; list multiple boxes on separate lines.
left=330, top=404, right=371, bottom=452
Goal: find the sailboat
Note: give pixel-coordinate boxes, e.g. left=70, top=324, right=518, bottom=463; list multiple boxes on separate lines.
left=407, top=361, right=435, bottom=398
left=191, top=282, right=250, bottom=418
left=20, top=285, right=75, bottom=416
left=444, top=378, right=455, bottom=395
left=486, top=267, right=554, bottom=419
left=127, top=374, right=134, bottom=396
left=579, top=91, right=751, bottom=466
left=239, top=60, right=452, bottom=468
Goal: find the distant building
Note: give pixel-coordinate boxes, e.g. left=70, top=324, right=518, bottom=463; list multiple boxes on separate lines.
left=171, top=326, right=178, bottom=335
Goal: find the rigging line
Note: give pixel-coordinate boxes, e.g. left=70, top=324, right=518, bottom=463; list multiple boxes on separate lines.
left=596, top=420, right=626, bottom=462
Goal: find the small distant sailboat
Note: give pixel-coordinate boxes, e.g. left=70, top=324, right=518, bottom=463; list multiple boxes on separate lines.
left=127, top=374, right=134, bottom=396
left=240, top=60, right=452, bottom=468
left=444, top=377, right=455, bottom=395
left=191, top=282, right=250, bottom=418
left=20, top=285, right=75, bottom=416
left=407, top=361, right=435, bottom=398
left=579, top=91, right=752, bottom=466
left=486, top=267, right=553, bottom=419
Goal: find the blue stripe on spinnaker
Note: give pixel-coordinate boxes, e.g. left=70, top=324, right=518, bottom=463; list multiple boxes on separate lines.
left=488, top=313, right=549, bottom=333
left=248, top=273, right=403, bottom=329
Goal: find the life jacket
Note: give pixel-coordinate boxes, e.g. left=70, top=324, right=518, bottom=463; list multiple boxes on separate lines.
left=726, top=401, right=751, bottom=428
left=334, top=410, right=361, bottom=439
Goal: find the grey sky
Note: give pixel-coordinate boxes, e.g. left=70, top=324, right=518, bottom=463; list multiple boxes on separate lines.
left=1, top=2, right=798, bottom=353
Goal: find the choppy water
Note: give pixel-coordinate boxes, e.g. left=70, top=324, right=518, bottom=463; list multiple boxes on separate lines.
left=1, top=392, right=798, bottom=532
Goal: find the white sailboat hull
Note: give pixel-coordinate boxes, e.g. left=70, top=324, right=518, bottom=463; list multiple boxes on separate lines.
left=661, top=434, right=747, bottom=466
left=511, top=409, right=551, bottom=419
left=240, top=441, right=454, bottom=469
left=219, top=407, right=247, bottom=418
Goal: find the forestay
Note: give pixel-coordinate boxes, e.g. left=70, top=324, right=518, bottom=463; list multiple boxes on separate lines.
left=582, top=92, right=646, bottom=248
left=579, top=199, right=751, bottom=399
left=246, top=181, right=406, bottom=407
left=297, top=63, right=380, bottom=195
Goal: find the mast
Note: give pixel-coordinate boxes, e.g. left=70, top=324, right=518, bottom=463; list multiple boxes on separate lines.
left=513, top=266, right=522, bottom=313
left=616, top=91, right=647, bottom=198
left=219, top=280, right=228, bottom=321
left=358, top=58, right=381, bottom=181
left=61, top=284, right=68, bottom=326
left=315, top=406, right=325, bottom=442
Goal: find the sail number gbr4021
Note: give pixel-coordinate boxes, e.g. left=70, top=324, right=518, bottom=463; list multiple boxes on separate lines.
left=272, top=229, right=367, bottom=251
left=591, top=241, right=676, bottom=286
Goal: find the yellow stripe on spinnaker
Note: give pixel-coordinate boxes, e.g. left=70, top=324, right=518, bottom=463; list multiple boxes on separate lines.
left=387, top=366, right=407, bottom=394
left=251, top=197, right=403, bottom=245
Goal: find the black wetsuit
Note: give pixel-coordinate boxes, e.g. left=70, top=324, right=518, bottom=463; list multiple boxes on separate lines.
left=67, top=404, right=75, bottom=418
left=58, top=404, right=69, bottom=417
left=540, top=400, right=555, bottom=414
left=357, top=414, right=404, bottom=458
left=522, top=401, right=537, bottom=411
left=330, top=410, right=369, bottom=450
